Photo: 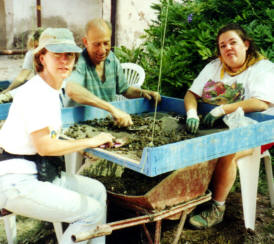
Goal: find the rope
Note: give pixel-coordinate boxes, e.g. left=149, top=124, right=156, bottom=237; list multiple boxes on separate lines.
left=142, top=3, right=169, bottom=173
left=149, top=3, right=169, bottom=147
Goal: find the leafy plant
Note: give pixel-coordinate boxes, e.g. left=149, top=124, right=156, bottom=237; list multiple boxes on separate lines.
left=114, top=0, right=274, bottom=98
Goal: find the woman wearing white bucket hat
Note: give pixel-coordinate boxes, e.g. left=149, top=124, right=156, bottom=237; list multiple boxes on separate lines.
left=0, top=28, right=114, bottom=244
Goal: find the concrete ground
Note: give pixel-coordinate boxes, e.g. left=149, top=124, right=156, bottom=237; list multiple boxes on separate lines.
left=0, top=55, right=24, bottom=81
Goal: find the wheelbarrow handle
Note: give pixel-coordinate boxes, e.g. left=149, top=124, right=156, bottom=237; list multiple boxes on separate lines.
left=72, top=224, right=112, bottom=242
left=72, top=191, right=212, bottom=242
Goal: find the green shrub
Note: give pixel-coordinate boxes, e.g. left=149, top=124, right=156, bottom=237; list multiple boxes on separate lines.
left=115, top=0, right=274, bottom=98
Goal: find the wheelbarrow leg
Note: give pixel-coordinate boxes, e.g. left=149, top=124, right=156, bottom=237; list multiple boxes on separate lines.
left=142, top=223, right=154, bottom=244
left=141, top=219, right=162, bottom=244
left=172, top=210, right=187, bottom=244
left=154, top=220, right=162, bottom=244
left=172, top=207, right=196, bottom=244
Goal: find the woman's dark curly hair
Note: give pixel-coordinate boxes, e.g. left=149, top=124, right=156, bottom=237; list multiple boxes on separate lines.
left=216, top=23, right=259, bottom=60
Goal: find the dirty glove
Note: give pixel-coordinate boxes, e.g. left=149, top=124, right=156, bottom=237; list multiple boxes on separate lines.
left=203, top=105, right=225, bottom=127
left=186, top=109, right=200, bottom=134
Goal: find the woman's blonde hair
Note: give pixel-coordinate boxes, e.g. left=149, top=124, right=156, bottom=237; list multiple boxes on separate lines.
left=27, top=28, right=44, bottom=50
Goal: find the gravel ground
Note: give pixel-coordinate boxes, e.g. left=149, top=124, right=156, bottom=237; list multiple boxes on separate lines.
left=0, top=55, right=24, bottom=81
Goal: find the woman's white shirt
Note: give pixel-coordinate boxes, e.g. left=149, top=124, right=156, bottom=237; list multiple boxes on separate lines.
left=0, top=75, right=62, bottom=175
left=189, top=59, right=274, bottom=114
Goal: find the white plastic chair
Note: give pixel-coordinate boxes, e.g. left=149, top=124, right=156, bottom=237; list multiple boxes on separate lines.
left=115, top=63, right=145, bottom=101
left=237, top=147, right=274, bottom=230
left=0, top=213, right=16, bottom=244
left=0, top=212, right=63, bottom=244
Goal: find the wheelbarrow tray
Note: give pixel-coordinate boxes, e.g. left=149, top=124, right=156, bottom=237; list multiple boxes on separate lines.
left=107, top=160, right=217, bottom=211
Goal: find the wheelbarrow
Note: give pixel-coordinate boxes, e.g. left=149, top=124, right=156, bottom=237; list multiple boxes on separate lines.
left=72, top=159, right=217, bottom=244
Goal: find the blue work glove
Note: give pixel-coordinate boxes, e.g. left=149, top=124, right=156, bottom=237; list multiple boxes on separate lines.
left=203, top=105, right=225, bottom=127
left=186, top=109, right=200, bottom=134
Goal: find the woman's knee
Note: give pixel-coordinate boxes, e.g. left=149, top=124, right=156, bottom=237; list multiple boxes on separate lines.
left=58, top=173, right=107, bottom=203
left=81, top=176, right=107, bottom=206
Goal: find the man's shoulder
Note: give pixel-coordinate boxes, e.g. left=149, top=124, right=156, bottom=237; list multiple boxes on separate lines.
left=77, top=49, right=89, bottom=66
left=73, top=49, right=93, bottom=74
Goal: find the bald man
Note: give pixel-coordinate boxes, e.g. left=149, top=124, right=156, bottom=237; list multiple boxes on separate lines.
left=65, top=18, right=161, bottom=127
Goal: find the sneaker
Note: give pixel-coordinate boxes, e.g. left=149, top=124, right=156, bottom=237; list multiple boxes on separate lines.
left=189, top=203, right=225, bottom=229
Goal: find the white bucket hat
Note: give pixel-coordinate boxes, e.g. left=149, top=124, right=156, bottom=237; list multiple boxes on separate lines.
left=34, top=28, right=82, bottom=54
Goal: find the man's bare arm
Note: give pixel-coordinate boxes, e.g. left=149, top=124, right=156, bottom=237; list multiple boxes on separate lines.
left=1, top=69, right=32, bottom=94
left=66, top=82, right=133, bottom=127
left=124, top=87, right=161, bottom=103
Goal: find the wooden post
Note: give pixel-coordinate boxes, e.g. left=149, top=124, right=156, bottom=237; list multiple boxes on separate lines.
left=110, top=0, right=117, bottom=49
left=36, top=0, right=41, bottom=27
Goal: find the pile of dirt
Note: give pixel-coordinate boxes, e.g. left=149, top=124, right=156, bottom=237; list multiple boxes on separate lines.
left=68, top=112, right=228, bottom=196
left=65, top=112, right=227, bottom=159
left=83, top=164, right=170, bottom=195
left=65, top=112, right=192, bottom=158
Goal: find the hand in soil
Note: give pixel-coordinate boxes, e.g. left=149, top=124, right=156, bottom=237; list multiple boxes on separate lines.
left=112, top=108, right=133, bottom=127
left=92, top=132, right=115, bottom=148
left=100, top=137, right=128, bottom=148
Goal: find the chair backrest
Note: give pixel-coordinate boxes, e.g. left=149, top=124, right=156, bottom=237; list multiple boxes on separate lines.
left=115, top=63, right=145, bottom=101
left=121, top=63, right=145, bottom=88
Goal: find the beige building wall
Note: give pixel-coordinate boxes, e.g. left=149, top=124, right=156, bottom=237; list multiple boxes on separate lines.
left=39, top=0, right=102, bottom=44
left=0, top=0, right=14, bottom=49
left=1, top=0, right=103, bottom=49
left=0, top=0, right=159, bottom=50
left=115, top=0, right=158, bottom=49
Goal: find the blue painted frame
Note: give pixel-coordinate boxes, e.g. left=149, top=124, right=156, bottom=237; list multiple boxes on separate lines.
left=61, top=96, right=274, bottom=176
left=1, top=96, right=273, bottom=177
